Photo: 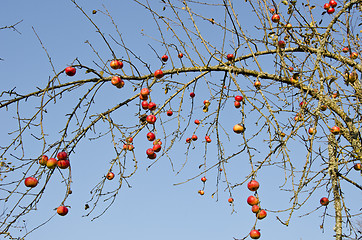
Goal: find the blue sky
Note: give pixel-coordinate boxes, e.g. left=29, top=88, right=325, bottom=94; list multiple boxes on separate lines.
left=1, top=1, right=360, bottom=240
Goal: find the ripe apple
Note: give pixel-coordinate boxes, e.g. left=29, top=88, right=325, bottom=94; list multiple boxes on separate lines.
left=111, top=76, right=125, bottom=88
left=128, top=144, right=134, bottom=151
left=198, top=190, right=204, bottom=195
left=57, top=151, right=68, bottom=160
left=167, top=110, right=173, bottom=116
left=308, top=127, right=317, bottom=135
left=350, top=52, right=358, bottom=60
left=146, top=148, right=155, bottom=156
left=127, top=137, right=133, bottom=143
left=140, top=88, right=150, bottom=97
left=271, top=14, right=280, bottom=23
left=256, top=209, right=267, bottom=219
left=57, top=206, right=69, bottom=216
left=251, top=205, right=260, bottom=213
left=148, top=102, right=157, bottom=111
left=247, top=196, right=259, bottom=206
left=205, top=136, right=211, bottom=143
left=24, top=177, right=38, bottom=188
left=106, top=172, right=115, bottom=180
left=46, top=158, right=58, bottom=169
left=141, top=101, right=149, bottom=110
left=342, top=47, right=349, bottom=53
left=320, top=105, right=327, bottom=111
left=233, top=124, right=245, bottom=134
left=269, top=8, right=275, bottom=13
left=327, top=8, right=335, bottom=14
left=140, top=94, right=148, bottom=101
left=286, top=23, right=292, bottom=29
left=320, top=197, right=329, bottom=206
left=254, top=80, right=261, bottom=88
left=348, top=72, right=358, bottom=83
left=323, top=3, right=330, bottom=10
left=178, top=53, right=183, bottom=58
left=146, top=115, right=157, bottom=124
left=39, top=155, right=48, bottom=166
left=194, top=119, right=200, bottom=125
left=147, top=132, right=156, bottom=141
left=161, top=55, right=168, bottom=62
left=280, top=132, right=286, bottom=137
left=278, top=40, right=286, bottom=48
left=190, top=92, right=195, bottom=98
left=234, top=101, right=241, bottom=108
left=148, top=153, right=157, bottom=159
left=329, top=0, right=337, bottom=7
left=65, top=67, right=76, bottom=76
left=153, top=139, right=162, bottom=145
left=153, top=144, right=161, bottom=152
left=57, top=159, right=70, bottom=169
left=203, top=100, right=210, bottom=106
left=154, top=69, right=164, bottom=79
left=201, top=177, right=207, bottom=182
left=250, top=229, right=261, bottom=239
left=191, top=135, right=198, bottom=141
left=330, top=126, right=341, bottom=135
left=288, top=66, right=294, bottom=72
left=228, top=198, right=234, bottom=203
left=235, top=95, right=243, bottom=102
left=353, top=163, right=361, bottom=170
left=123, top=144, right=128, bottom=150
left=299, top=101, right=307, bottom=108
left=227, top=54, right=234, bottom=61
left=186, top=137, right=191, bottom=143
left=247, top=180, right=260, bottom=191
left=110, top=60, right=123, bottom=69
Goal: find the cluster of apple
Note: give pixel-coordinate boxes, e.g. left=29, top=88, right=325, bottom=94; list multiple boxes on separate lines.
left=323, top=0, right=337, bottom=14
left=234, top=95, right=243, bottom=108
left=122, top=137, right=135, bottom=151
left=246, top=180, right=265, bottom=239
left=24, top=151, right=70, bottom=216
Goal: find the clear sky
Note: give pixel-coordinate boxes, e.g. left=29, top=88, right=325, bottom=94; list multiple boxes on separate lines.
left=0, top=1, right=360, bottom=240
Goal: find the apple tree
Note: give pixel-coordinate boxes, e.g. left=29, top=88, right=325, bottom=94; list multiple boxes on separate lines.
left=0, top=0, right=361, bottom=239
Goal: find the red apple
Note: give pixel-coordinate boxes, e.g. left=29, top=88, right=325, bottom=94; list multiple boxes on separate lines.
left=141, top=101, right=149, bottom=110
left=228, top=198, right=234, bottom=203
left=111, top=76, right=125, bottom=88
left=247, top=180, right=259, bottom=191
left=286, top=23, right=292, bottom=29
left=330, top=126, right=341, bottom=135
left=235, top=95, right=243, bottom=102
left=323, top=3, right=330, bottom=10
left=250, top=229, right=261, bottom=239
left=57, top=159, right=70, bottom=169
left=191, top=135, right=198, bottom=141
left=153, top=144, right=161, bottom=152
left=140, top=94, right=148, bottom=101
left=278, top=40, right=286, bottom=48
left=127, top=137, right=133, bottom=143
left=146, top=115, right=157, bottom=124
left=110, top=60, right=123, bottom=69
left=24, top=177, right=38, bottom=188
left=288, top=66, right=294, bottom=72
left=320, top=197, right=329, bottom=206
left=148, top=102, right=157, bottom=111
left=329, top=0, right=337, bottom=8
left=128, top=144, right=134, bottom=151
left=350, top=52, right=358, bottom=60
left=233, top=124, right=245, bottom=134
left=227, top=54, right=234, bottom=61
left=123, top=144, right=128, bottom=150
left=198, top=190, right=204, bottom=195
left=353, top=163, right=361, bottom=170
left=256, top=209, right=267, bottom=219
left=194, top=119, right=200, bottom=125
left=153, top=139, right=162, bottom=145
left=186, top=137, right=191, bottom=143
left=299, top=101, right=307, bottom=108
left=167, top=110, right=173, bottom=116
left=154, top=69, right=164, bottom=79
left=251, top=205, right=260, bottom=213
left=269, top=8, right=275, bottom=13
left=57, top=151, right=68, bottom=160
left=39, top=155, right=48, bottom=166
left=140, top=88, right=150, bottom=97
left=327, top=8, right=335, bottom=14
left=147, top=132, right=156, bottom=141
left=148, top=153, right=157, bottom=159
left=308, top=127, right=317, bottom=135
left=46, top=158, right=58, bottom=169
left=271, top=14, right=280, bottom=23
left=106, top=172, right=115, bottom=180
left=146, top=148, right=155, bottom=156
left=57, top=206, right=69, bottom=216
left=201, top=177, right=207, bottom=182
left=161, top=55, right=168, bottom=62
left=65, top=67, right=76, bottom=76
left=178, top=53, right=183, bottom=58
left=190, top=92, right=195, bottom=98
left=205, top=136, right=211, bottom=143
left=320, top=105, right=327, bottom=111
left=247, top=196, right=259, bottom=206
left=342, top=47, right=349, bottom=53
left=254, top=80, right=261, bottom=88
left=203, top=100, right=210, bottom=106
